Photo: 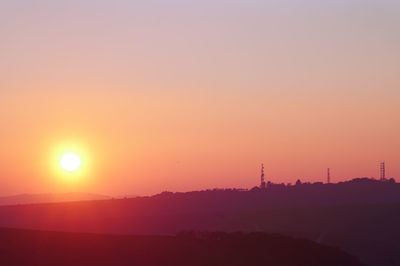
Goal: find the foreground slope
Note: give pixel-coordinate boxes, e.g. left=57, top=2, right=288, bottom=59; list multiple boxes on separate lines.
left=0, top=228, right=363, bottom=266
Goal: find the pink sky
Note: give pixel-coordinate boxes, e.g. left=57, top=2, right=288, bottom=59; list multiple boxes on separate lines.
left=0, top=0, right=399, bottom=196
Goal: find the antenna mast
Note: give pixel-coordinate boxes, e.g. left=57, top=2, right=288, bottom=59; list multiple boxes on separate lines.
left=327, top=168, right=330, bottom=184
left=260, top=164, right=266, bottom=189
left=380, top=161, right=386, bottom=181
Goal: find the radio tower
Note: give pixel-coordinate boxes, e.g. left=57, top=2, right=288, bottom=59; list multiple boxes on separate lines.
left=260, top=164, right=266, bottom=189
left=380, top=161, right=386, bottom=181
left=327, top=168, right=330, bottom=184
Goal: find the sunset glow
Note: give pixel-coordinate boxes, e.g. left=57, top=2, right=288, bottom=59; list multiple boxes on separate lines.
left=0, top=0, right=399, bottom=196
left=0, top=2, right=399, bottom=265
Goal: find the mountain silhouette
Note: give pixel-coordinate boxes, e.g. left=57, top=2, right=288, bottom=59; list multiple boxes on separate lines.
left=0, top=178, right=399, bottom=266
left=0, top=192, right=111, bottom=206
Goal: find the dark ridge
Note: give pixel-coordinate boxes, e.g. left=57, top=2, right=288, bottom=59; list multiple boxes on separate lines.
left=0, top=228, right=364, bottom=266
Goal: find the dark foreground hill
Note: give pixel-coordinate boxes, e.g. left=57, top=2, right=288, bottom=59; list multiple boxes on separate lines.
left=0, top=228, right=363, bottom=266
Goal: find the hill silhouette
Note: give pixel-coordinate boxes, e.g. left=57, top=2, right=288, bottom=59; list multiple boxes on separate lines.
left=0, top=178, right=399, bottom=266
left=0, top=228, right=363, bottom=266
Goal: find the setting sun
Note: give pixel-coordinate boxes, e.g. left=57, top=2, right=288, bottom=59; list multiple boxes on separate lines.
left=60, top=153, right=81, bottom=172
left=49, top=140, right=94, bottom=184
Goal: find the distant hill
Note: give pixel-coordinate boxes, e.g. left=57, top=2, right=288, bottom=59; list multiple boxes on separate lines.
left=0, top=192, right=111, bottom=206
left=0, top=228, right=363, bottom=266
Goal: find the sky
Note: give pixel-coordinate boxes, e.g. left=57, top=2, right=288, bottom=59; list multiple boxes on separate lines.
left=0, top=0, right=399, bottom=196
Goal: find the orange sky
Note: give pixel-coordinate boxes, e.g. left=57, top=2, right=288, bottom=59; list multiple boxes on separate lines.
left=0, top=1, right=399, bottom=196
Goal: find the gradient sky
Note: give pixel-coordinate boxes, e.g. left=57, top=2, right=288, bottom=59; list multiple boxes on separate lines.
left=0, top=0, right=399, bottom=196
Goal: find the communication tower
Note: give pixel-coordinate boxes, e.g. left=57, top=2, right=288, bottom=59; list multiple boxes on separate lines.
left=260, top=164, right=266, bottom=189
left=380, top=161, right=386, bottom=181
left=327, top=168, right=330, bottom=184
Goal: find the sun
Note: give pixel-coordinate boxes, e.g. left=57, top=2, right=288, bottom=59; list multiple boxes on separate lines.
left=60, top=152, right=81, bottom=172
